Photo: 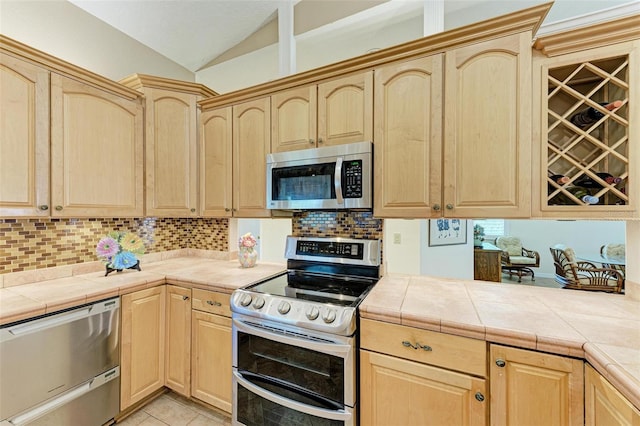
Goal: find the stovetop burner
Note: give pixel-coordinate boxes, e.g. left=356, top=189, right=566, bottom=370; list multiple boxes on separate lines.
left=230, top=236, right=381, bottom=336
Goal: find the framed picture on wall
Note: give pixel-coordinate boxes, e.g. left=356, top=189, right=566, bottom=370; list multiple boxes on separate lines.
left=428, top=219, right=467, bottom=246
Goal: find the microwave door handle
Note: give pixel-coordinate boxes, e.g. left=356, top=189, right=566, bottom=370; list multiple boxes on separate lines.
left=335, top=157, right=344, bottom=205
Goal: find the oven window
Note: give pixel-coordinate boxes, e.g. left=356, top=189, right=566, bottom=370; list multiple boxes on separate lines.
left=237, top=383, right=344, bottom=426
left=272, top=163, right=336, bottom=201
left=237, top=331, right=345, bottom=404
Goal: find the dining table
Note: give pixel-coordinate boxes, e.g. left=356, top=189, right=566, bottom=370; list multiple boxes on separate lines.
left=576, top=252, right=626, bottom=266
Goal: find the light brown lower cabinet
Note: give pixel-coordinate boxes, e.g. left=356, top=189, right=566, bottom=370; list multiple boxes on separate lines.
left=490, top=344, right=584, bottom=425
left=165, top=285, right=192, bottom=397
left=191, top=289, right=233, bottom=413
left=121, top=286, right=166, bottom=410
left=585, top=364, right=640, bottom=425
left=360, top=319, right=488, bottom=425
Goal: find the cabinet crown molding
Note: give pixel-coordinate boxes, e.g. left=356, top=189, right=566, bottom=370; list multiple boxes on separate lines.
left=0, top=35, right=143, bottom=101
left=199, top=1, right=553, bottom=111
left=120, top=73, right=218, bottom=98
left=534, top=12, right=640, bottom=56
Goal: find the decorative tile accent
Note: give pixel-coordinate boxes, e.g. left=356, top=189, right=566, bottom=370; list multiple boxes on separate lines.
left=0, top=218, right=229, bottom=275
left=292, top=211, right=383, bottom=240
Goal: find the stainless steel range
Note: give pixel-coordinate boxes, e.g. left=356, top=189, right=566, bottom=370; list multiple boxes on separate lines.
left=230, top=236, right=381, bottom=426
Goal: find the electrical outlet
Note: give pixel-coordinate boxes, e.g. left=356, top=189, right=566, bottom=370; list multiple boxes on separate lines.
left=393, top=233, right=401, bottom=244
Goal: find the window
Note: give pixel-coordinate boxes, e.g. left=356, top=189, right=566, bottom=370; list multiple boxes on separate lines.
left=473, top=219, right=505, bottom=240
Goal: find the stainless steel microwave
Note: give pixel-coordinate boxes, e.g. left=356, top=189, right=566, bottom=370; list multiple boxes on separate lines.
left=266, top=141, right=372, bottom=210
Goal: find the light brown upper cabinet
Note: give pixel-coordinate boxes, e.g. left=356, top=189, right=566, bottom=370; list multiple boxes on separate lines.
left=375, top=33, right=533, bottom=219
left=50, top=74, right=144, bottom=217
left=200, top=98, right=270, bottom=218
left=532, top=17, right=639, bottom=219
left=121, top=74, right=217, bottom=217
left=232, top=97, right=271, bottom=217
left=0, top=53, right=50, bottom=217
left=374, top=55, right=443, bottom=218
left=271, top=72, right=373, bottom=153
left=443, top=32, right=532, bottom=218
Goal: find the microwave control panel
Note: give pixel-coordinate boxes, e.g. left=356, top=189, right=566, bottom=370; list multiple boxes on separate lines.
left=343, top=160, right=363, bottom=198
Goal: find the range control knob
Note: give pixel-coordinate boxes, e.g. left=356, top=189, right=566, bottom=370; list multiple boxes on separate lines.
left=277, top=301, right=291, bottom=315
left=253, top=297, right=265, bottom=309
left=306, top=306, right=320, bottom=321
left=322, top=309, right=337, bottom=324
left=239, top=294, right=253, bottom=307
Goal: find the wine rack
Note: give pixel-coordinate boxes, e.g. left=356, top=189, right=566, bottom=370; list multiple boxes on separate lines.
left=546, top=55, right=629, bottom=207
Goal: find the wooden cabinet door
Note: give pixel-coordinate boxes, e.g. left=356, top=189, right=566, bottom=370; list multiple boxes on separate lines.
left=165, top=285, right=191, bottom=397
left=373, top=55, right=443, bottom=218
left=585, top=364, right=640, bottom=425
left=318, top=72, right=373, bottom=147
left=233, top=97, right=271, bottom=217
left=144, top=88, right=198, bottom=217
left=0, top=53, right=50, bottom=217
left=361, top=350, right=487, bottom=426
left=200, top=106, right=233, bottom=217
left=50, top=74, right=143, bottom=217
left=444, top=32, right=531, bottom=218
left=271, top=86, right=316, bottom=153
left=490, top=344, right=584, bottom=426
left=121, top=286, right=166, bottom=410
left=191, top=310, right=232, bottom=413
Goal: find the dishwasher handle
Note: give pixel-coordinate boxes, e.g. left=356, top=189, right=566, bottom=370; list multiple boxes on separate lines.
left=2, top=298, right=119, bottom=338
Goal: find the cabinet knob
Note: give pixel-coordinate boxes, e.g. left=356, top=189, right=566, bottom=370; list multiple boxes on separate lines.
left=183, top=296, right=190, bottom=301
left=318, top=138, right=323, bottom=144
left=309, top=139, right=315, bottom=144
left=225, top=208, right=231, bottom=212
left=55, top=205, right=63, bottom=211
left=495, top=359, right=506, bottom=368
left=39, top=205, right=49, bottom=211
left=446, top=204, right=454, bottom=210
left=432, top=204, right=441, bottom=211
left=475, top=392, right=485, bottom=402
left=190, top=208, right=196, bottom=213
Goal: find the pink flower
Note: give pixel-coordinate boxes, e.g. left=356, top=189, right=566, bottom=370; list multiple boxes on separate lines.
left=96, top=237, right=119, bottom=258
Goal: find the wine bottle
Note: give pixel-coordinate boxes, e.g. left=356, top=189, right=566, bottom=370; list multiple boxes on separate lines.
left=575, top=172, right=622, bottom=189
left=548, top=174, right=570, bottom=194
left=570, top=100, right=622, bottom=128
left=549, top=186, right=599, bottom=205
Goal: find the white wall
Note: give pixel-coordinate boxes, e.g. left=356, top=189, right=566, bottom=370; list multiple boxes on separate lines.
left=0, top=0, right=193, bottom=82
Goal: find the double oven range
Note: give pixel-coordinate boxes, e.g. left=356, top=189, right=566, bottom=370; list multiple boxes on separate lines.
left=230, top=236, right=381, bottom=425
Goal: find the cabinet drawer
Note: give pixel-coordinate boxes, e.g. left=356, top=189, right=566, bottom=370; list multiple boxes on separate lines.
left=360, top=318, right=486, bottom=377
left=191, top=288, right=230, bottom=317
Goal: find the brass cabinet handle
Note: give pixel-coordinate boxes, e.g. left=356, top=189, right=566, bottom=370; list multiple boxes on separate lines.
left=495, top=359, right=506, bottom=368
left=183, top=296, right=190, bottom=301
left=225, top=208, right=231, bottom=212
left=39, top=205, right=49, bottom=211
left=475, top=392, right=485, bottom=402
left=432, top=204, right=441, bottom=211
left=190, top=208, right=196, bottom=213
left=206, top=300, right=222, bottom=307
left=445, top=204, right=454, bottom=210
left=309, top=139, right=315, bottom=144
left=402, top=340, right=432, bottom=351
left=318, top=138, right=323, bottom=144
left=55, top=205, right=63, bottom=211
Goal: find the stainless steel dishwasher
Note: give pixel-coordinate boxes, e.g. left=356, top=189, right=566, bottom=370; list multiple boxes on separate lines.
left=0, top=297, right=120, bottom=426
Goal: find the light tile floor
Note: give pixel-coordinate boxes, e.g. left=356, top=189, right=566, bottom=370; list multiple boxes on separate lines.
left=117, top=392, right=231, bottom=426
left=501, top=273, right=563, bottom=288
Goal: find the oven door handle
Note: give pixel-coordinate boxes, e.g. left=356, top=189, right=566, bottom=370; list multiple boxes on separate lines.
left=234, top=371, right=352, bottom=422
left=233, top=318, right=353, bottom=359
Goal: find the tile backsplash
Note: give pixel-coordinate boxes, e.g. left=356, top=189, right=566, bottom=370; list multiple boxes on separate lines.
left=0, top=218, right=229, bottom=274
left=292, top=211, right=383, bottom=240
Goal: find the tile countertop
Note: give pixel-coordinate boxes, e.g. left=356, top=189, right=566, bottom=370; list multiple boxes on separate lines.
left=359, top=273, right=640, bottom=411
left=0, top=257, right=286, bottom=326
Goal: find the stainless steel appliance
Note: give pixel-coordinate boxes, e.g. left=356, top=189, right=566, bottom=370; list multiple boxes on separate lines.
left=266, top=142, right=372, bottom=211
left=0, top=297, right=120, bottom=426
left=231, top=236, right=381, bottom=425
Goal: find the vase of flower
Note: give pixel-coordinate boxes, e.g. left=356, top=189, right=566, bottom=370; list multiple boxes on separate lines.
left=238, top=232, right=258, bottom=268
left=473, top=224, right=485, bottom=248
left=96, top=231, right=145, bottom=276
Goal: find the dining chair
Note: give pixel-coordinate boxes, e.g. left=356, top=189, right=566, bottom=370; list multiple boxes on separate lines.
left=549, top=245, right=624, bottom=293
